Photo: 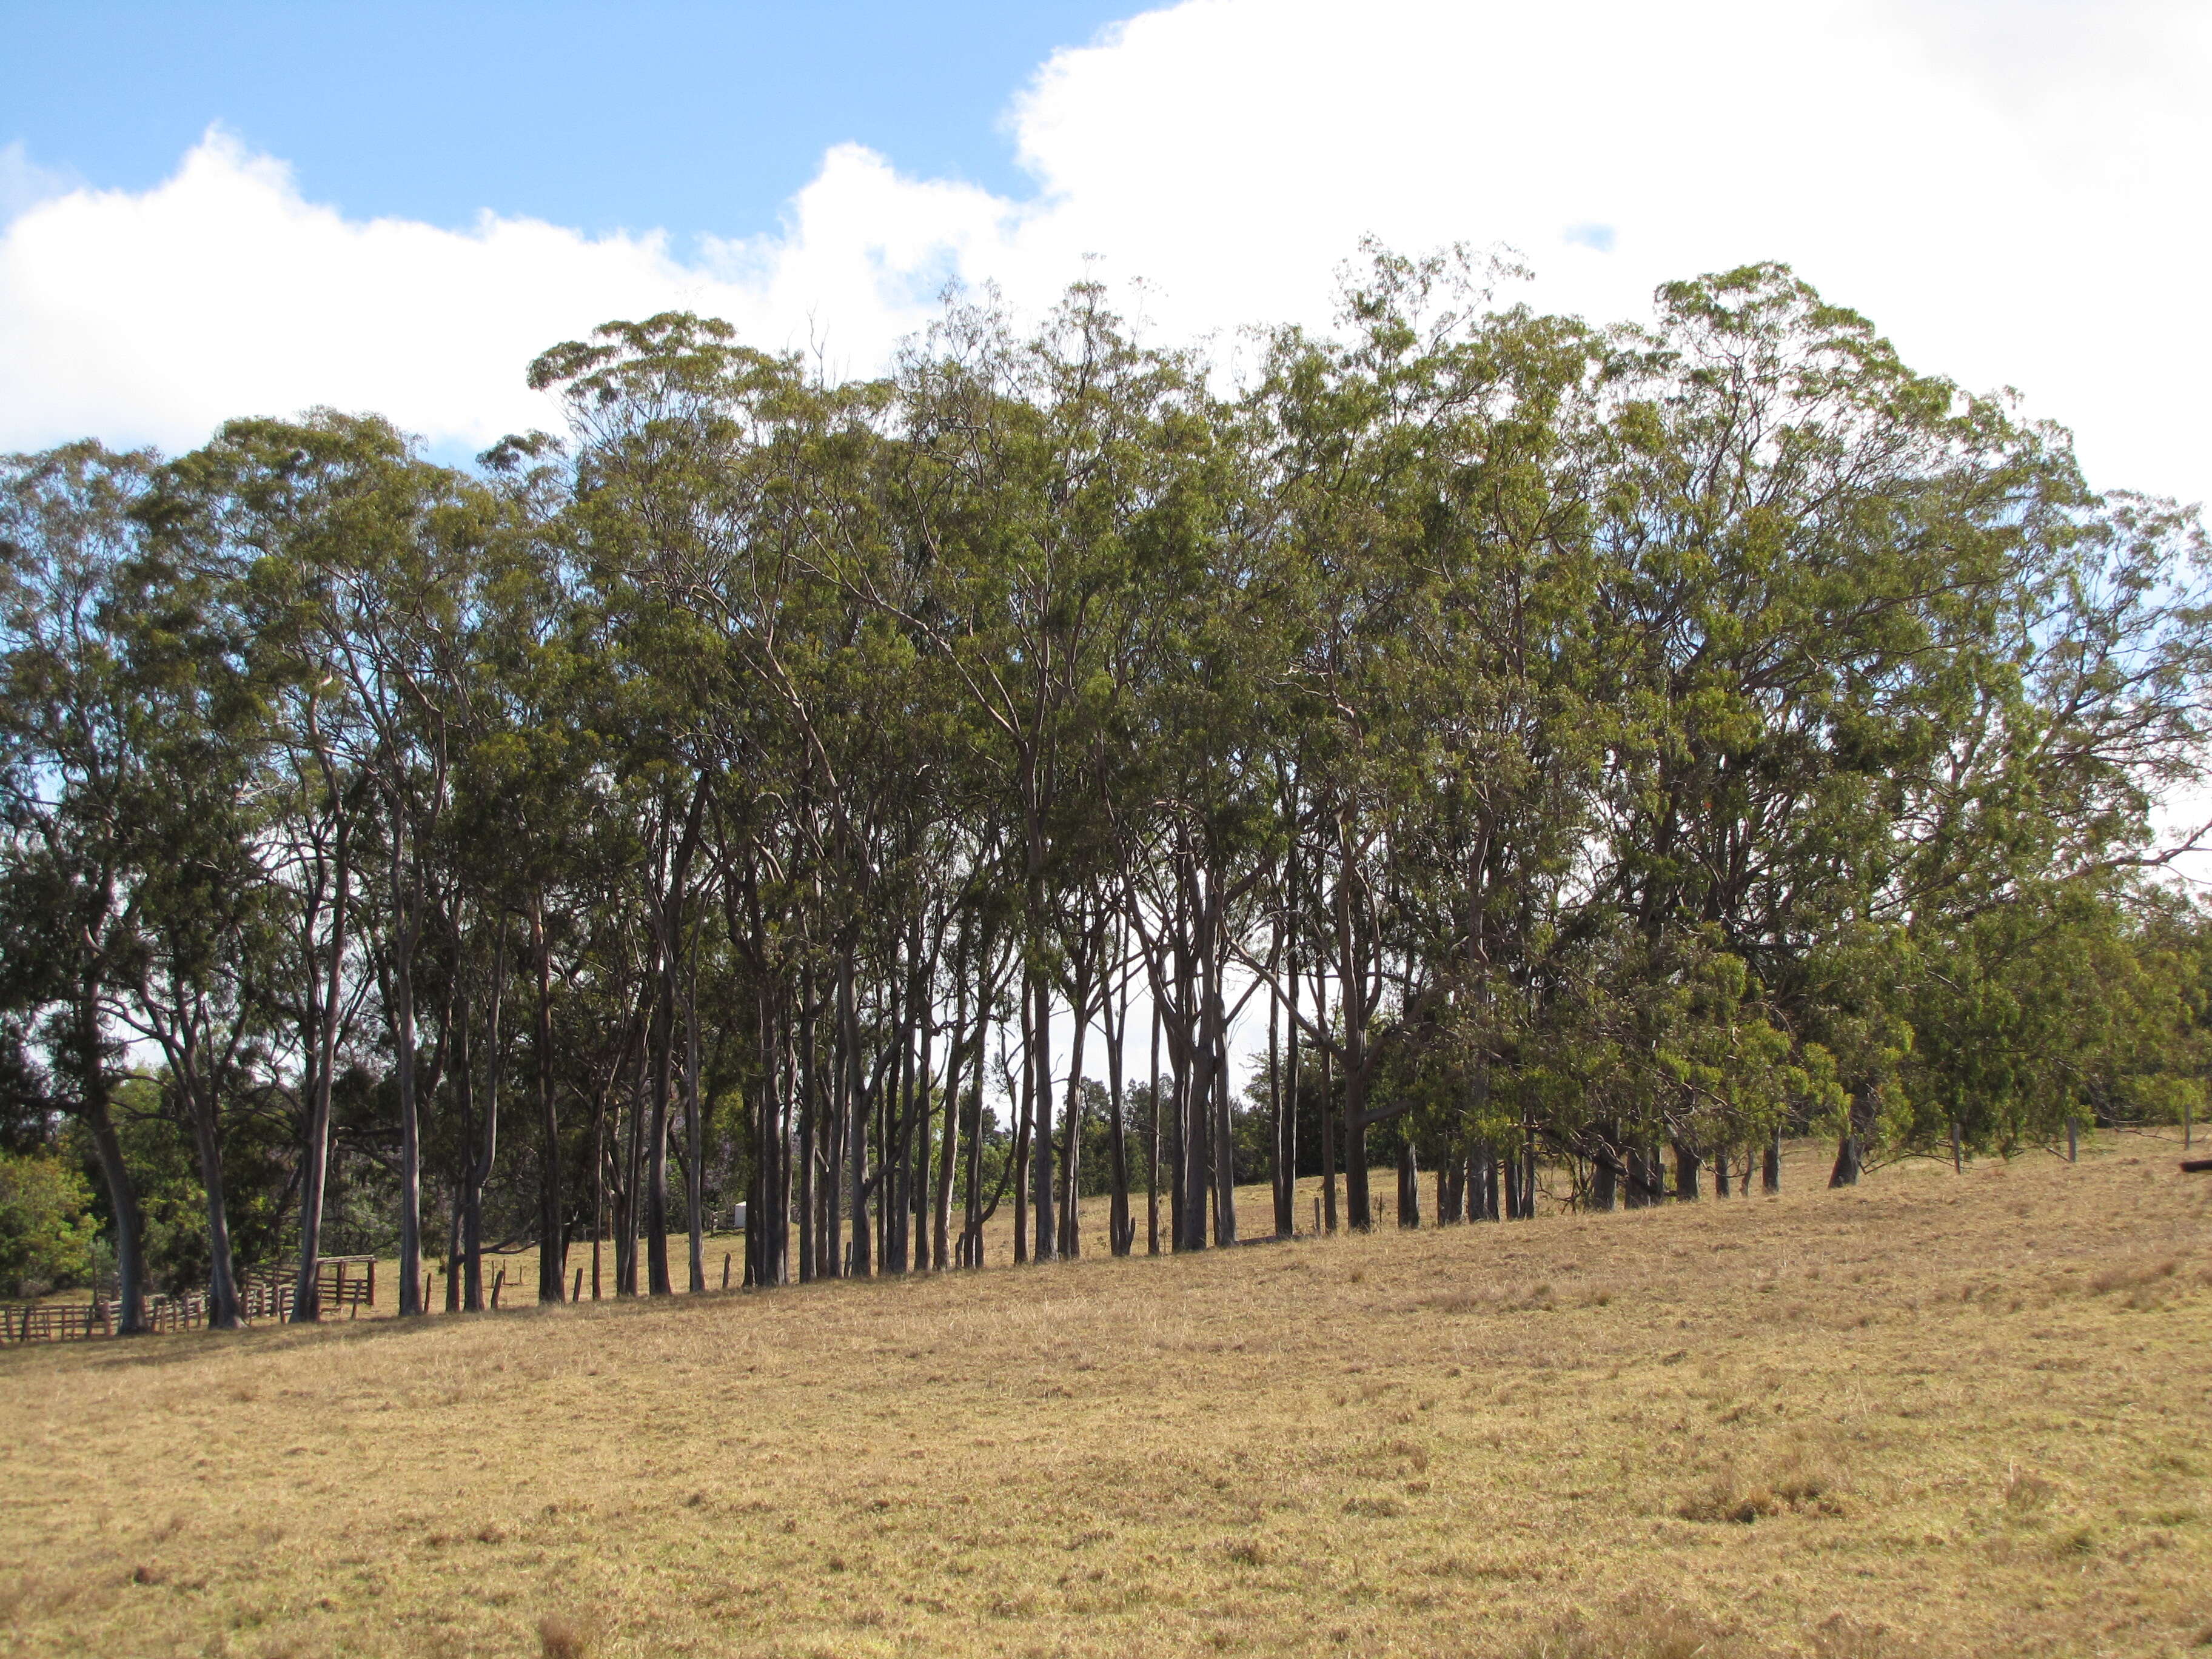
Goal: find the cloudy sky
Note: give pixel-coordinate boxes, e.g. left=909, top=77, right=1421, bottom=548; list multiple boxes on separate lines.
left=4, top=0, right=2208, bottom=507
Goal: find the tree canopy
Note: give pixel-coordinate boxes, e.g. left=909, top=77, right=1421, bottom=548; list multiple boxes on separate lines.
left=3, top=253, right=2207, bottom=1328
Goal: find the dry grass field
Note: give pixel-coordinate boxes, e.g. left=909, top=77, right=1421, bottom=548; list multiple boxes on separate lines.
left=4, top=1139, right=2210, bottom=1659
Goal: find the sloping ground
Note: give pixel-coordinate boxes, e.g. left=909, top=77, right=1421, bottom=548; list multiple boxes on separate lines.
left=2, top=1141, right=2208, bottom=1659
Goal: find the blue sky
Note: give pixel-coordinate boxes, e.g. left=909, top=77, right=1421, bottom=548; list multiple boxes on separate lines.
left=0, top=1, right=1133, bottom=243
left=1, top=0, right=2206, bottom=528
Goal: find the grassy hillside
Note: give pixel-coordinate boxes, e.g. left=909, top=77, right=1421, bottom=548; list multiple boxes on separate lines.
left=2, top=1140, right=2208, bottom=1658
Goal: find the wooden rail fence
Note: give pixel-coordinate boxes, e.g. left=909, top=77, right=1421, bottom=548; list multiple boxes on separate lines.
left=0, top=1256, right=377, bottom=1346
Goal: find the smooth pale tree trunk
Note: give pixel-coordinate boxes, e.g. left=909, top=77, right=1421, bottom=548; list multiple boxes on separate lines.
left=1281, top=948, right=1299, bottom=1238
left=1013, top=974, right=1033, bottom=1265
left=1269, top=938, right=1289, bottom=1237
left=962, top=937, right=994, bottom=1269
left=1319, top=1023, right=1337, bottom=1235
left=1031, top=972, right=1056, bottom=1262
left=842, top=945, right=870, bottom=1278
left=685, top=960, right=705, bottom=1293
left=1145, top=994, right=1161, bottom=1257
left=910, top=950, right=934, bottom=1272
left=591, top=1084, right=606, bottom=1299
left=1209, top=1009, right=1236, bottom=1246
left=534, top=900, right=564, bottom=1303
left=177, top=1047, right=242, bottom=1330
left=444, top=1175, right=464, bottom=1313
left=458, top=1020, right=481, bottom=1312
left=292, top=820, right=350, bottom=1322
left=84, top=1108, right=146, bottom=1329
left=1339, top=1029, right=1371, bottom=1231
left=1057, top=940, right=1092, bottom=1261
left=621, top=1036, right=645, bottom=1295
left=392, top=878, right=425, bottom=1318
left=78, top=1020, right=146, bottom=1333
left=1106, top=956, right=1130, bottom=1257
left=933, top=925, right=968, bottom=1272
left=645, top=964, right=674, bottom=1296
left=463, top=928, right=504, bottom=1314
left=797, top=966, right=817, bottom=1284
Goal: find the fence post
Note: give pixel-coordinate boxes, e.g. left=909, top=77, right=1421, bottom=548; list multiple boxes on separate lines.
left=722, top=1253, right=731, bottom=1290
left=492, top=1269, right=504, bottom=1311
left=571, top=1267, right=582, bottom=1303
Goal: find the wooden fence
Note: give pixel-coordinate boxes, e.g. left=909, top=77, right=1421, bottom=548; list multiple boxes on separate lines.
left=0, top=1255, right=378, bottom=1346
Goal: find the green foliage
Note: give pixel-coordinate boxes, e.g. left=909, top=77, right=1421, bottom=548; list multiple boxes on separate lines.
left=0, top=1148, right=98, bottom=1297
left=4, top=250, right=2210, bottom=1296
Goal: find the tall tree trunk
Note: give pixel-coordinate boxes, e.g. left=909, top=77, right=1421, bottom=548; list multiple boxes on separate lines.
left=1319, top=1002, right=1337, bottom=1235
left=645, top=943, right=674, bottom=1295
left=1013, top=971, right=1033, bottom=1266
left=392, top=859, right=425, bottom=1317
left=1396, top=1141, right=1419, bottom=1228
left=179, top=1046, right=242, bottom=1331
left=1058, top=942, right=1092, bottom=1260
left=464, top=925, right=505, bottom=1313
left=911, top=958, right=935, bottom=1273
left=1031, top=971, right=1056, bottom=1262
left=292, top=818, right=350, bottom=1322
left=1145, top=991, right=1161, bottom=1257
left=684, top=956, right=705, bottom=1292
left=881, top=951, right=908, bottom=1276
left=841, top=943, right=870, bottom=1278
left=621, top=1031, right=645, bottom=1296
left=933, top=921, right=969, bottom=1271
left=458, top=1017, right=480, bottom=1311
left=797, top=965, right=817, bottom=1284
left=960, top=930, right=992, bottom=1269
left=1674, top=1142, right=1700, bottom=1201
left=1282, top=940, right=1300, bottom=1238
left=1270, top=947, right=1290, bottom=1238
left=534, top=897, right=564, bottom=1302
left=76, top=1001, right=145, bottom=1333
left=1105, top=946, right=1130, bottom=1258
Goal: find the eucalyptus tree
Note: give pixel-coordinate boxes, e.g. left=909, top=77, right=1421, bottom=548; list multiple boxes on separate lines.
left=1258, top=249, right=1566, bottom=1228
left=1587, top=264, right=2212, bottom=1185
left=107, top=451, right=289, bottom=1330
left=181, top=412, right=498, bottom=1315
left=0, top=442, right=161, bottom=1331
left=880, top=284, right=1235, bottom=1257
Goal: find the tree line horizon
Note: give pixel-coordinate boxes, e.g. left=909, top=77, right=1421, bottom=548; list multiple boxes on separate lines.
left=4, top=249, right=2209, bottom=1332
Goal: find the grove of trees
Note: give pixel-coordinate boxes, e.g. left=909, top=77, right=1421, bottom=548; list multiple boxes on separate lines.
left=4, top=252, right=2208, bottom=1330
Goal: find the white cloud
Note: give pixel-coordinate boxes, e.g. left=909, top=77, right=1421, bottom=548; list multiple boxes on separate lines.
left=2, top=1, right=2208, bottom=510
left=0, top=141, right=76, bottom=221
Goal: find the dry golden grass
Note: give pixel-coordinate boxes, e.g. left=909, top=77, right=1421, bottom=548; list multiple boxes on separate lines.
left=4, top=1139, right=2211, bottom=1658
